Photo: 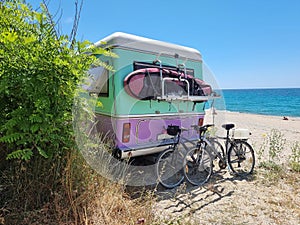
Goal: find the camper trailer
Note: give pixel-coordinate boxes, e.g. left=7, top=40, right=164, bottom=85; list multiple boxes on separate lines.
left=86, top=32, right=216, bottom=159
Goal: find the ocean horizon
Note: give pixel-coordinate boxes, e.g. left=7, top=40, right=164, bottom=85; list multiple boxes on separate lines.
left=212, top=88, right=300, bottom=118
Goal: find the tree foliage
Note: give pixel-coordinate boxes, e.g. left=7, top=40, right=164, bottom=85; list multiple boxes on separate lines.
left=0, top=1, right=99, bottom=160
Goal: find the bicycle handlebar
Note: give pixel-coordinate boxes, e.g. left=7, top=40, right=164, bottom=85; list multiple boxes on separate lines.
left=167, top=124, right=213, bottom=137
left=191, top=124, right=214, bottom=132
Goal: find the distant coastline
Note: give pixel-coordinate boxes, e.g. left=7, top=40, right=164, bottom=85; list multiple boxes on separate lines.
left=223, top=110, right=300, bottom=120
left=220, top=87, right=300, bottom=90
left=214, top=88, right=300, bottom=118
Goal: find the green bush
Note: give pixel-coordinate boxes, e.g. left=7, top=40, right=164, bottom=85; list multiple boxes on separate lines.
left=0, top=1, right=96, bottom=160
left=0, top=1, right=121, bottom=223
left=289, top=141, right=300, bottom=172
left=267, top=129, right=286, bottom=162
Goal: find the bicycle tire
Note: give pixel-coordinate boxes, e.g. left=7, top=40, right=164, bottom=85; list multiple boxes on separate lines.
left=156, top=148, right=185, bottom=189
left=228, top=140, right=255, bottom=176
left=183, top=146, right=213, bottom=186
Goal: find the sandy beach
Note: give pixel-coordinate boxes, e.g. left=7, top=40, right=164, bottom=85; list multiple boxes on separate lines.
left=155, top=110, right=300, bottom=224
left=204, top=110, right=300, bottom=164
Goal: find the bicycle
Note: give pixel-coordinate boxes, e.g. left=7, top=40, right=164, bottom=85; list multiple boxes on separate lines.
left=214, top=123, right=255, bottom=176
left=156, top=125, right=213, bottom=188
left=183, top=124, right=219, bottom=186
left=184, top=123, right=255, bottom=186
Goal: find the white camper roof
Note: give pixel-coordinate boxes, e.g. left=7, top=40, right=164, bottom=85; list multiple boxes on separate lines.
left=94, top=32, right=202, bottom=62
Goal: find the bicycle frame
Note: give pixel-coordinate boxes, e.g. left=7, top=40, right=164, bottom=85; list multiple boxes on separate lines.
left=168, top=128, right=198, bottom=153
left=196, top=126, right=226, bottom=165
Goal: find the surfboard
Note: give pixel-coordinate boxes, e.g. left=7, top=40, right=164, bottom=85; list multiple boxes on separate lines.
left=124, top=67, right=212, bottom=100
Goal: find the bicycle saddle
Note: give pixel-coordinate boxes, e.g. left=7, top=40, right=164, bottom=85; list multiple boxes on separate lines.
left=222, top=123, right=235, bottom=130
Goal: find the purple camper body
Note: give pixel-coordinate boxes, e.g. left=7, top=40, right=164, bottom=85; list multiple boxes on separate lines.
left=93, top=113, right=204, bottom=159
left=114, top=114, right=203, bottom=159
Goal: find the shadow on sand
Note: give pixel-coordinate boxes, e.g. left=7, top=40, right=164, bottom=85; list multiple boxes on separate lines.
left=125, top=156, right=256, bottom=218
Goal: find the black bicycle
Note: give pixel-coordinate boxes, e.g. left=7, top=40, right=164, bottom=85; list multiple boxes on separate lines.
left=156, top=125, right=213, bottom=188
left=184, top=123, right=255, bottom=186
left=212, top=124, right=255, bottom=176
left=183, top=124, right=218, bottom=186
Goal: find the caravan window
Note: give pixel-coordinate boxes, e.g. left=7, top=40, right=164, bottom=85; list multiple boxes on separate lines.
left=85, top=66, right=109, bottom=97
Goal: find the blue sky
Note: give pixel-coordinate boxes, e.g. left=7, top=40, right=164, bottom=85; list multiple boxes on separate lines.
left=27, top=0, right=300, bottom=89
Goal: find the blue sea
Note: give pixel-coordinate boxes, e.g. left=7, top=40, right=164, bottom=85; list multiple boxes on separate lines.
left=213, top=88, right=300, bottom=118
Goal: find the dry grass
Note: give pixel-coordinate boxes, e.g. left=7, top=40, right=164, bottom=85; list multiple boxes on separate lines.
left=0, top=148, right=156, bottom=225
left=71, top=167, right=154, bottom=225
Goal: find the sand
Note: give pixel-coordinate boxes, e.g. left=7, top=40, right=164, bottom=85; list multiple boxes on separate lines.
left=204, top=110, right=300, bottom=164
left=155, top=110, right=300, bottom=224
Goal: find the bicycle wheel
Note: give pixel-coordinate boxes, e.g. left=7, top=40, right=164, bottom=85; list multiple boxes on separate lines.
left=156, top=148, right=185, bottom=188
left=228, top=140, right=255, bottom=176
left=209, top=139, right=226, bottom=170
left=183, top=146, right=213, bottom=186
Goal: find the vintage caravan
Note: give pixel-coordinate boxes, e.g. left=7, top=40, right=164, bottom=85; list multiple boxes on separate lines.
left=86, top=32, right=216, bottom=159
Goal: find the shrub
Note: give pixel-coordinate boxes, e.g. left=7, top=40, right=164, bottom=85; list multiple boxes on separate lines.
left=267, top=129, right=286, bottom=163
left=0, top=1, right=97, bottom=160
left=0, top=1, right=129, bottom=224
left=289, top=141, right=300, bottom=172
left=258, top=129, right=286, bottom=167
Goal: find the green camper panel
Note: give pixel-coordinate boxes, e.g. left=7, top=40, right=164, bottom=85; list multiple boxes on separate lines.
left=108, top=48, right=205, bottom=116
